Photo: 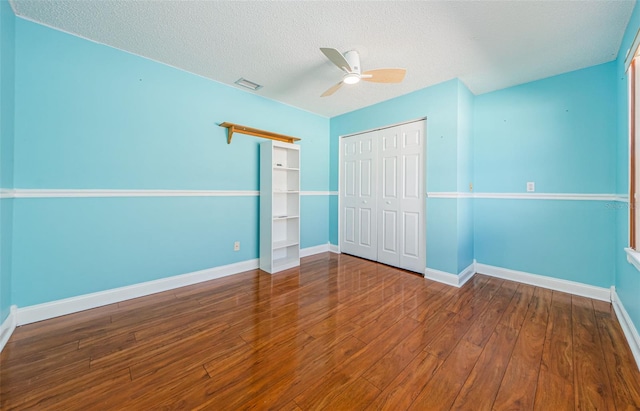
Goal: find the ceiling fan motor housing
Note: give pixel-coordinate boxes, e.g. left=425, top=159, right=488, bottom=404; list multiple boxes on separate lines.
left=319, top=47, right=406, bottom=97
left=344, top=50, right=361, bottom=74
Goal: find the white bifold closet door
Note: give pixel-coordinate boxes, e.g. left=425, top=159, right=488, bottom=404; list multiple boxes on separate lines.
left=341, top=131, right=378, bottom=261
left=340, top=120, right=426, bottom=274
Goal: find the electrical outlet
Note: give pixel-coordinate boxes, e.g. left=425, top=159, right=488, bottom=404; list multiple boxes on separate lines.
left=469, top=182, right=473, bottom=192
left=234, top=241, right=240, bottom=251
left=527, top=182, right=535, bottom=192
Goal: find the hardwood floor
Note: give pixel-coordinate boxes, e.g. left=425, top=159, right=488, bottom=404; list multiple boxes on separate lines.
left=1, top=252, right=639, bottom=410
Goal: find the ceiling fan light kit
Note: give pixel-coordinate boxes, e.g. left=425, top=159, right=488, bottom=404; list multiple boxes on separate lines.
left=319, top=47, right=406, bottom=97
left=343, top=73, right=360, bottom=85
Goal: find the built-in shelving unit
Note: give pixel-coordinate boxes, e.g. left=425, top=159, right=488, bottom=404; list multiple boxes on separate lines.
left=260, top=140, right=301, bottom=274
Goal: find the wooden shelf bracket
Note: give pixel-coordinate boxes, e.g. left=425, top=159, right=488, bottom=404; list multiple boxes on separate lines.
left=219, top=122, right=301, bottom=144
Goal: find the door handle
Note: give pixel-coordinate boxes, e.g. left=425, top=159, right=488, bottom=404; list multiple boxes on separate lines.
left=386, top=201, right=391, bottom=205
left=362, top=200, right=367, bottom=204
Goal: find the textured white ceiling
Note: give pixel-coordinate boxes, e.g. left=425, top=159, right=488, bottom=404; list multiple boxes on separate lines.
left=10, top=0, right=635, bottom=117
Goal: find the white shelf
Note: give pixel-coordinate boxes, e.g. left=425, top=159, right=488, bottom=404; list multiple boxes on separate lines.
left=260, top=140, right=300, bottom=274
left=273, top=240, right=299, bottom=250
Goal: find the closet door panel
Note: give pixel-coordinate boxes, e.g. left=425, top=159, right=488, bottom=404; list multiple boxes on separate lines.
left=359, top=208, right=373, bottom=247
left=398, top=123, right=426, bottom=273
left=382, top=210, right=398, bottom=253
left=344, top=207, right=356, bottom=244
left=378, top=128, right=401, bottom=267
left=403, top=211, right=420, bottom=258
left=340, top=132, right=378, bottom=260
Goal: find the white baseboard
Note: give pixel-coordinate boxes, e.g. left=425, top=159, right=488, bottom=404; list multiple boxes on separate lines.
left=14, top=243, right=339, bottom=327
left=424, top=267, right=459, bottom=286
left=0, top=305, right=17, bottom=352
left=458, top=260, right=476, bottom=286
left=611, top=288, right=640, bottom=371
left=329, top=244, right=340, bottom=254
left=16, top=259, right=259, bottom=326
left=300, top=243, right=330, bottom=257
left=475, top=263, right=611, bottom=302
left=424, top=260, right=476, bottom=288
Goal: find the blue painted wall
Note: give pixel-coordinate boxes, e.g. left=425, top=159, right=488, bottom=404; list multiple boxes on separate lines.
left=0, top=0, right=15, bottom=323
left=456, top=82, right=474, bottom=273
left=329, top=79, right=473, bottom=275
left=615, top=1, right=640, bottom=332
left=474, top=63, right=617, bottom=287
left=11, top=18, right=330, bottom=307
left=14, top=20, right=329, bottom=191
left=475, top=199, right=615, bottom=287
left=474, top=63, right=616, bottom=194
left=13, top=197, right=259, bottom=306
left=300, top=195, right=330, bottom=249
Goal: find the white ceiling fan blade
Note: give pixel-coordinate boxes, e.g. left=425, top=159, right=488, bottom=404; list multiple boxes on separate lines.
left=320, top=48, right=352, bottom=73
left=361, top=68, right=406, bottom=83
left=321, top=81, right=344, bottom=97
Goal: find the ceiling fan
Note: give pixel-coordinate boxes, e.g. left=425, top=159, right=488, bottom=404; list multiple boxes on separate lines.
left=319, top=48, right=406, bottom=97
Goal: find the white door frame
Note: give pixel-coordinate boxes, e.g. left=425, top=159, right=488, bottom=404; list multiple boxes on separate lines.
left=338, top=117, right=427, bottom=271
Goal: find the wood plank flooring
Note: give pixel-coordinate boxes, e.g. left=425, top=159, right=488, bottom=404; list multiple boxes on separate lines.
left=1, top=253, right=639, bottom=410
